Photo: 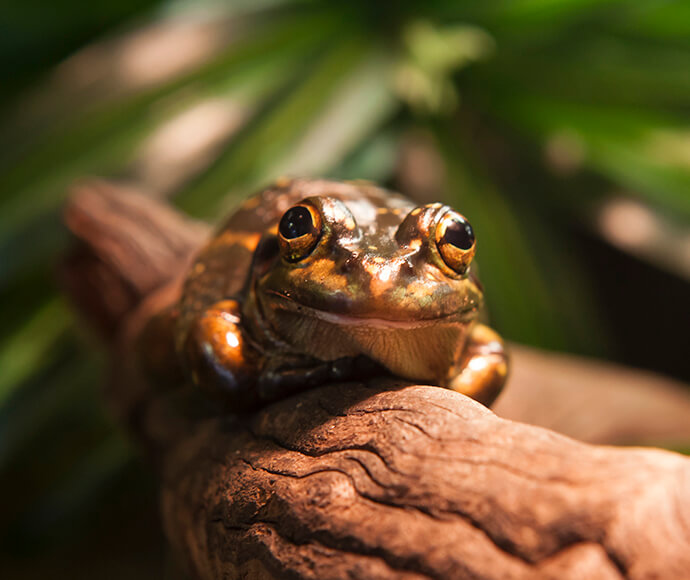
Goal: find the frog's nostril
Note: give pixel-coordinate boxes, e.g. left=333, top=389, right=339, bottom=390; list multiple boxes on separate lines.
left=339, top=254, right=359, bottom=275
left=399, top=260, right=416, bottom=276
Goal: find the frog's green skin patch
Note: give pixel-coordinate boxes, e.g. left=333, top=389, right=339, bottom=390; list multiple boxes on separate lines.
left=176, top=178, right=505, bottom=409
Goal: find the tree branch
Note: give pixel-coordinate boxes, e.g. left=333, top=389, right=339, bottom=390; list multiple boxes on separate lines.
left=60, top=181, right=690, bottom=579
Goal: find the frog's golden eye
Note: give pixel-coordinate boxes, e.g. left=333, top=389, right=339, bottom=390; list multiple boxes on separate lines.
left=435, top=212, right=476, bottom=274
left=278, top=204, right=322, bottom=261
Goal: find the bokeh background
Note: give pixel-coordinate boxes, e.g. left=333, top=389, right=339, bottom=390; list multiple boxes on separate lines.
left=2, top=0, right=689, bottom=577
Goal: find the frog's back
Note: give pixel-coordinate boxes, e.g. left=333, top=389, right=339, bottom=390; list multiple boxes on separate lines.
left=177, top=178, right=414, bottom=336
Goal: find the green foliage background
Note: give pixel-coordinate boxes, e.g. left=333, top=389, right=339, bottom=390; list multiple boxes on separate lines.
left=1, top=0, right=689, bottom=576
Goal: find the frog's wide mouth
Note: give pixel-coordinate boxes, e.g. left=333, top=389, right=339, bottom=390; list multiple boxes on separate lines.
left=263, top=290, right=477, bottom=328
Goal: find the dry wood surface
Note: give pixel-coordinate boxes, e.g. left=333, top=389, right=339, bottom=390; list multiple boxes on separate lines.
left=60, top=181, right=690, bottom=579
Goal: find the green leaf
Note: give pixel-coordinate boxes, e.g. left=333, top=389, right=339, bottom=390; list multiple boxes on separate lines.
left=0, top=298, right=72, bottom=408
left=329, top=127, right=401, bottom=183
left=0, top=12, right=331, bottom=251
left=477, top=37, right=690, bottom=108
left=175, top=28, right=373, bottom=215
left=489, top=0, right=624, bottom=26
left=434, top=122, right=604, bottom=351
left=269, top=50, right=399, bottom=178
left=488, top=94, right=690, bottom=219
left=618, top=0, right=690, bottom=40
left=0, top=354, right=100, bottom=469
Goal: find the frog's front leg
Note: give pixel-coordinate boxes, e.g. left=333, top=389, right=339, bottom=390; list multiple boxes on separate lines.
left=446, top=323, right=508, bottom=407
left=183, top=299, right=365, bottom=410
left=183, top=299, right=265, bottom=410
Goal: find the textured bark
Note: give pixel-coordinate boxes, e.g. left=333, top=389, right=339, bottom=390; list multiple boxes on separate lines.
left=160, top=381, right=690, bottom=580
left=61, top=181, right=690, bottom=580
left=61, top=179, right=209, bottom=343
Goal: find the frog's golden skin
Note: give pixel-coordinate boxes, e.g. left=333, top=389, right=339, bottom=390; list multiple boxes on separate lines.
left=174, top=178, right=507, bottom=410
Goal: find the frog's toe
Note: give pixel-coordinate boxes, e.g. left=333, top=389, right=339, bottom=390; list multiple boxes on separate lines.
left=446, top=323, right=508, bottom=407
left=447, top=353, right=508, bottom=406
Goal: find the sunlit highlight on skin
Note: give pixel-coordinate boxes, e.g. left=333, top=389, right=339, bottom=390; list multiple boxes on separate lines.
left=226, top=332, right=240, bottom=348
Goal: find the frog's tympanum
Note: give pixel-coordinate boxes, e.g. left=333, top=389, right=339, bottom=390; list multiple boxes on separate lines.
left=168, top=178, right=507, bottom=411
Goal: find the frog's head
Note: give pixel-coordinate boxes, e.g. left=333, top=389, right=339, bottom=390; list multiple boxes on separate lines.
left=251, top=194, right=484, bottom=382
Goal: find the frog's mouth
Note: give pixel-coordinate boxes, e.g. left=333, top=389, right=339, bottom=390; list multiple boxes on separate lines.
left=297, top=304, right=470, bottom=328
left=264, top=290, right=477, bottom=329
left=262, top=290, right=475, bottom=383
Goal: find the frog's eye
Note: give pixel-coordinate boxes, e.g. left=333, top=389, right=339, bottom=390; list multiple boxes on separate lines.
left=435, top=212, right=476, bottom=274
left=278, top=204, right=322, bottom=261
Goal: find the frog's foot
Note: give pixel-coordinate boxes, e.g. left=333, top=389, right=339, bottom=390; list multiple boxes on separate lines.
left=183, top=299, right=264, bottom=410
left=446, top=323, right=508, bottom=407
left=257, top=354, right=388, bottom=403
left=257, top=357, right=336, bottom=402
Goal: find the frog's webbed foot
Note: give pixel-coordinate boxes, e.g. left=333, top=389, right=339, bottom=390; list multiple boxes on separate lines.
left=446, top=323, right=508, bottom=407
left=182, top=299, right=264, bottom=410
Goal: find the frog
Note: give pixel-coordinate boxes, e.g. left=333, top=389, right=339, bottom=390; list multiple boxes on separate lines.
left=167, top=178, right=507, bottom=411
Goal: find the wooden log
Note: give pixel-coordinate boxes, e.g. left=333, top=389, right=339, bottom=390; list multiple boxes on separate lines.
left=60, top=181, right=690, bottom=580
left=160, top=380, right=690, bottom=580
left=61, top=179, right=209, bottom=343
left=495, top=344, right=690, bottom=447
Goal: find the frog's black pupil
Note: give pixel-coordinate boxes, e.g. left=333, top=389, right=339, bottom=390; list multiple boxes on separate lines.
left=279, top=207, right=313, bottom=239
left=443, top=218, right=474, bottom=250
